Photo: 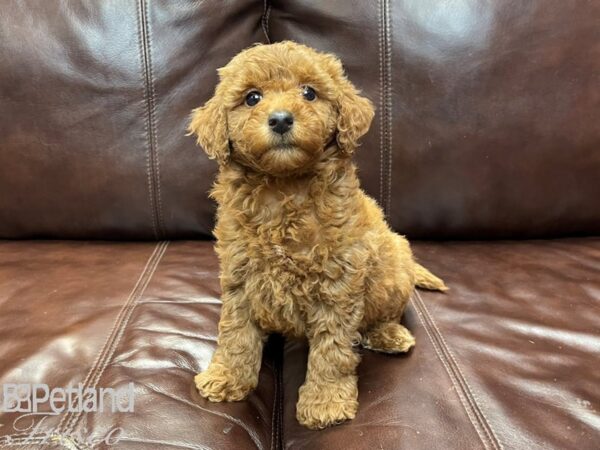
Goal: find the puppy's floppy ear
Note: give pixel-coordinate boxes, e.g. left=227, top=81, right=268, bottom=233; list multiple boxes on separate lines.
left=335, top=79, right=375, bottom=155
left=187, top=92, right=229, bottom=164
left=323, top=54, right=375, bottom=155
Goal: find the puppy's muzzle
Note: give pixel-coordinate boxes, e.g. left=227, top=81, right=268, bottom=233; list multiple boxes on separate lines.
left=268, top=110, right=294, bottom=135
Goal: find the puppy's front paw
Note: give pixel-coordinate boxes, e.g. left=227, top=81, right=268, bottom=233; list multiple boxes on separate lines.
left=296, top=378, right=358, bottom=429
left=194, top=365, right=254, bottom=402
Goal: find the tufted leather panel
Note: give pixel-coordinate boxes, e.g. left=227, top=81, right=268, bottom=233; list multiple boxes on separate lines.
left=267, top=0, right=600, bottom=238
left=0, top=0, right=265, bottom=240
left=2, top=1, right=599, bottom=240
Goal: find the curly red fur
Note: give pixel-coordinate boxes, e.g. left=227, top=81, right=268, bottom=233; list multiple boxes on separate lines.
left=189, top=41, right=446, bottom=429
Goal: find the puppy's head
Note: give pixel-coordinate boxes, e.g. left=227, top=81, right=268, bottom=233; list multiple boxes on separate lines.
left=188, top=41, right=374, bottom=176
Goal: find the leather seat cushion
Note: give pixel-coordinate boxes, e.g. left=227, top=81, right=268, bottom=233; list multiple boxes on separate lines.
left=1, top=238, right=598, bottom=449
left=0, top=241, right=279, bottom=449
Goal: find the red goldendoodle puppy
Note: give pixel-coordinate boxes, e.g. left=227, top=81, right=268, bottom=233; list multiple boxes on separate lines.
left=188, top=41, right=446, bottom=429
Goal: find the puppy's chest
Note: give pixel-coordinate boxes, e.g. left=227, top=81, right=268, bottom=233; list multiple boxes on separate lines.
left=247, top=190, right=325, bottom=262
left=242, top=192, right=336, bottom=335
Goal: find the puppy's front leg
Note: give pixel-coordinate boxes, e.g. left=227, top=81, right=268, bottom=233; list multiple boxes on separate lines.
left=297, top=304, right=362, bottom=429
left=195, top=288, right=265, bottom=402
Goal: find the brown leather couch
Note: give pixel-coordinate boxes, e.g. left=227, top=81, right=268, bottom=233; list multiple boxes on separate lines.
left=1, top=1, right=598, bottom=449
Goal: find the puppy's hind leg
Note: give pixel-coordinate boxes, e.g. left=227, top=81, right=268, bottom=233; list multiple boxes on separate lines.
left=361, top=322, right=415, bottom=354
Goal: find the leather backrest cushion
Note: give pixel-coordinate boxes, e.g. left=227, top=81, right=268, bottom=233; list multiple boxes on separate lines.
left=268, top=0, right=600, bottom=238
left=1, top=1, right=599, bottom=239
left=0, top=0, right=265, bottom=239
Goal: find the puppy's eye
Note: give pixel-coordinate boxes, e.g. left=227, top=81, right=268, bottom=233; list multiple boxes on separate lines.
left=245, top=90, right=262, bottom=107
left=301, top=86, right=317, bottom=101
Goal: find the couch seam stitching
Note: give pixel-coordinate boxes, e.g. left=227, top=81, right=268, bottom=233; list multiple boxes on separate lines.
left=0, top=435, right=57, bottom=445
left=58, top=241, right=169, bottom=436
left=0, top=435, right=88, bottom=449
left=136, top=0, right=158, bottom=239
left=269, top=336, right=284, bottom=450
left=144, top=0, right=165, bottom=238
left=277, top=337, right=284, bottom=450
left=64, top=241, right=169, bottom=436
left=65, top=241, right=169, bottom=435
left=56, top=241, right=164, bottom=434
left=52, top=434, right=90, bottom=450
left=413, top=291, right=503, bottom=450
left=54, top=240, right=163, bottom=434
left=138, top=0, right=164, bottom=239
left=261, top=0, right=272, bottom=44
left=415, top=290, right=503, bottom=449
left=270, top=345, right=277, bottom=450
left=379, top=0, right=392, bottom=216
left=411, top=294, right=489, bottom=448
left=384, top=0, right=393, bottom=218
left=378, top=0, right=385, bottom=209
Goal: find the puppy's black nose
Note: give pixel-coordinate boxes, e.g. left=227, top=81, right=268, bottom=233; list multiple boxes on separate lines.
left=268, top=110, right=294, bottom=135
